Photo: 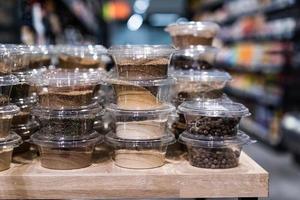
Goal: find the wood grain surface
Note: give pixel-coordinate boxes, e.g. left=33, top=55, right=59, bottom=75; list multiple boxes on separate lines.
left=0, top=152, right=268, bottom=199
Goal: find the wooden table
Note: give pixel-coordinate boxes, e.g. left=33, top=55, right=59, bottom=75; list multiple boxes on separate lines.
left=0, top=152, right=268, bottom=199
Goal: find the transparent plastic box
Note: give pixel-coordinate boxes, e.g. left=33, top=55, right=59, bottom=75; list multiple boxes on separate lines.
left=108, top=45, right=174, bottom=80
left=165, top=21, right=220, bottom=49
left=32, top=102, right=103, bottom=139
left=106, top=77, right=175, bottom=110
left=0, top=133, right=22, bottom=171
left=0, top=105, right=20, bottom=139
left=12, top=96, right=37, bottom=126
left=11, top=120, right=39, bottom=154
left=179, top=131, right=255, bottom=169
left=57, top=45, right=109, bottom=70
left=105, top=132, right=175, bottom=169
left=31, top=131, right=102, bottom=170
left=171, top=69, right=231, bottom=101
left=28, top=69, right=104, bottom=109
left=0, top=75, right=20, bottom=106
left=106, top=103, right=175, bottom=140
left=178, top=100, right=250, bottom=139
left=169, top=46, right=218, bottom=71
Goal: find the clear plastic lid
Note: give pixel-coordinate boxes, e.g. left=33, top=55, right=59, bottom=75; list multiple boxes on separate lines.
left=108, top=45, right=174, bottom=58
left=178, top=99, right=250, bottom=117
left=165, top=21, right=220, bottom=37
left=106, top=103, right=175, bottom=115
left=0, top=74, right=19, bottom=86
left=173, top=93, right=232, bottom=107
left=179, top=131, right=255, bottom=148
left=32, top=102, right=103, bottom=119
left=171, top=69, right=231, bottom=82
left=0, top=132, right=22, bottom=149
left=170, top=45, right=218, bottom=66
left=105, top=131, right=175, bottom=148
left=0, top=105, right=20, bottom=116
left=31, top=131, right=102, bottom=148
left=105, top=75, right=176, bottom=86
left=28, top=69, right=103, bottom=87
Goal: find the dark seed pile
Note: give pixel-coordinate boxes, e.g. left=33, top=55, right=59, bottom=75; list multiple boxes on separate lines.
left=188, top=116, right=240, bottom=138
left=188, top=147, right=240, bottom=169
left=171, top=56, right=213, bottom=70
left=172, top=35, right=213, bottom=49
left=39, top=118, right=94, bottom=137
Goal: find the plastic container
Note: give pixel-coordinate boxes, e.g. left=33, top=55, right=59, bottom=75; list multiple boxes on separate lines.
left=32, top=102, right=103, bottom=140
left=106, top=77, right=175, bottom=110
left=12, top=96, right=37, bottom=126
left=165, top=21, right=220, bottom=48
left=31, top=131, right=102, bottom=170
left=105, top=132, right=175, bottom=169
left=28, top=69, right=103, bottom=109
left=0, top=105, right=20, bottom=139
left=58, top=45, right=109, bottom=69
left=108, top=45, right=174, bottom=80
left=27, top=45, right=51, bottom=69
left=170, top=46, right=218, bottom=71
left=11, top=68, right=47, bottom=101
left=171, top=69, right=231, bottom=101
left=0, top=48, right=15, bottom=75
left=0, top=133, right=22, bottom=171
left=107, top=104, right=175, bottom=140
left=179, top=131, right=255, bottom=169
left=0, top=74, right=20, bottom=106
left=178, top=100, right=250, bottom=139
left=11, top=120, right=40, bottom=154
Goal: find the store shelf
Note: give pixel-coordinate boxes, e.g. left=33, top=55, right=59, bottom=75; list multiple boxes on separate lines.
left=0, top=153, right=268, bottom=199
left=220, top=1, right=296, bottom=25
left=225, top=86, right=281, bottom=107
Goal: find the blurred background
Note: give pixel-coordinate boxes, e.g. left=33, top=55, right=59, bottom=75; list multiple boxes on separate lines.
left=1, top=0, right=300, bottom=199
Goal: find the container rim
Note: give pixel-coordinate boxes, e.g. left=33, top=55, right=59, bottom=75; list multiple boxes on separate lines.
left=179, top=131, right=256, bottom=147
left=105, top=131, right=175, bottom=148
left=106, top=103, right=175, bottom=115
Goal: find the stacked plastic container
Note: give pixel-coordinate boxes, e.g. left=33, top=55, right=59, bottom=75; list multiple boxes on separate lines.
left=10, top=45, right=51, bottom=155
left=165, top=21, right=255, bottom=169
left=105, top=45, right=176, bottom=169
left=0, top=46, right=22, bottom=171
left=28, top=67, right=105, bottom=169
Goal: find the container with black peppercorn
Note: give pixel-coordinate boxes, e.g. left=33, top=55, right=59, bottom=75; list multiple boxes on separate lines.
left=178, top=100, right=250, bottom=139
left=179, top=131, right=255, bottom=169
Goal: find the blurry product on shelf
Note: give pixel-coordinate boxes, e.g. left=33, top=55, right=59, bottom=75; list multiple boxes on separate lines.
left=217, top=42, right=291, bottom=73
left=220, top=16, right=297, bottom=42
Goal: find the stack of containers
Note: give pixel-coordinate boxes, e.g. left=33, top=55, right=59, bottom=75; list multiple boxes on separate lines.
left=52, top=45, right=112, bottom=133
left=10, top=45, right=49, bottom=155
left=165, top=21, right=255, bottom=168
left=0, top=46, right=22, bottom=171
left=105, top=45, right=176, bottom=169
left=28, top=68, right=104, bottom=170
